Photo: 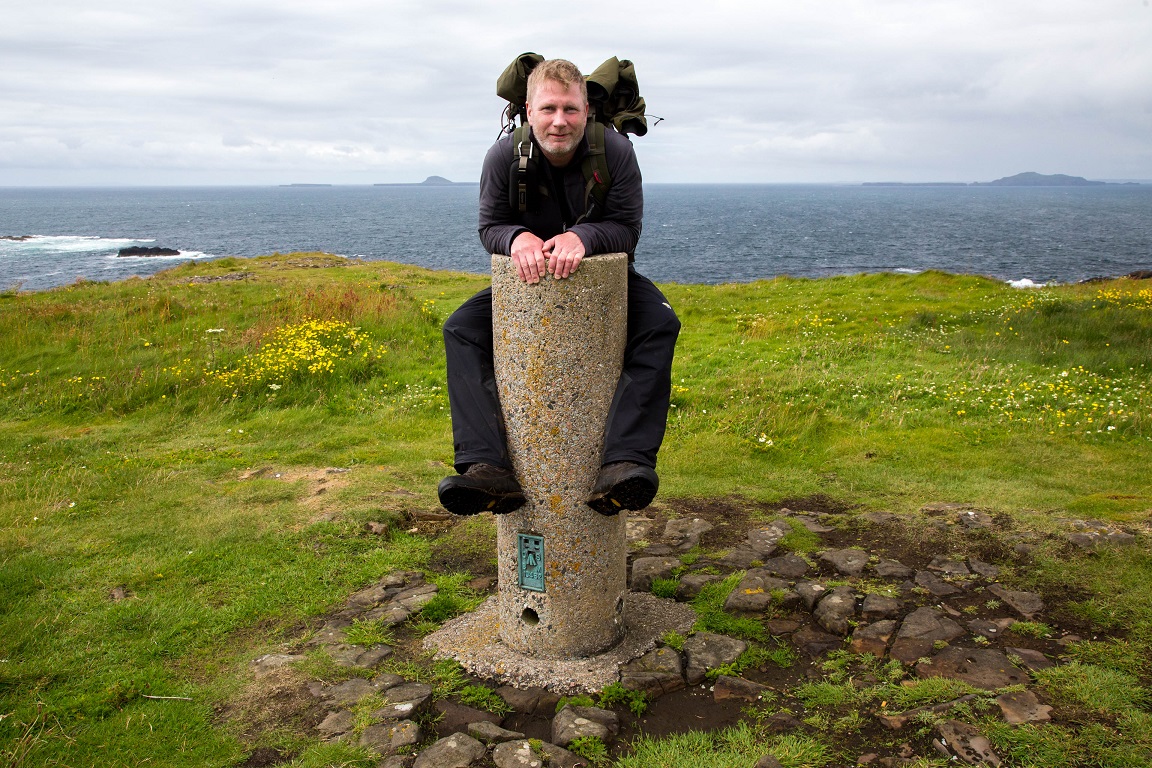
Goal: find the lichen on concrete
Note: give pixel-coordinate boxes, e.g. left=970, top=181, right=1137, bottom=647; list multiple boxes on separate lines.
left=489, top=253, right=631, bottom=658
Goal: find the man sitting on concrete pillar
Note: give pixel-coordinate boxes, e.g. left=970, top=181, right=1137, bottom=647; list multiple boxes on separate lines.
left=438, top=58, right=680, bottom=517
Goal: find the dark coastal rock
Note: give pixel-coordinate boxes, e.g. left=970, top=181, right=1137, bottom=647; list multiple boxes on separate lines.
left=494, top=686, right=552, bottom=715
left=371, top=682, right=434, bottom=721
left=967, top=618, right=1013, bottom=639
left=318, top=677, right=380, bottom=705
left=793, top=514, right=835, bottom=534
left=118, top=246, right=180, bottom=257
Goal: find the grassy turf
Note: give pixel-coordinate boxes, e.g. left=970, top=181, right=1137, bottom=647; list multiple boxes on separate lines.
left=1, top=255, right=1149, bottom=765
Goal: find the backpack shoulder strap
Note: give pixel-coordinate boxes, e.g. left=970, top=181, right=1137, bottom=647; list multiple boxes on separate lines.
left=510, top=124, right=537, bottom=213
left=576, top=121, right=613, bottom=225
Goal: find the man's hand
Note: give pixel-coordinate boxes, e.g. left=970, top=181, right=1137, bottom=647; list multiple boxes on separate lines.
left=542, top=231, right=585, bottom=279
left=510, top=231, right=547, bottom=283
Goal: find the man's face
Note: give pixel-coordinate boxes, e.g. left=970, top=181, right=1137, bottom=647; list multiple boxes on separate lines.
left=526, top=78, right=589, bottom=166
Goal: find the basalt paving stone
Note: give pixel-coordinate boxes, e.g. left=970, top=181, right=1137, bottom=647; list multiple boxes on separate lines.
left=760, top=553, right=812, bottom=579
left=873, top=559, right=915, bottom=580
left=849, top=620, right=898, bottom=656
left=916, top=647, right=1029, bottom=689
left=996, top=690, right=1053, bottom=724
left=820, top=548, right=869, bottom=576
left=1005, top=647, right=1056, bottom=671
left=251, top=504, right=1107, bottom=767
left=927, top=556, right=970, bottom=575
left=987, top=584, right=1045, bottom=618
left=861, top=594, right=902, bottom=621
left=914, top=570, right=963, bottom=597
left=725, top=571, right=796, bottom=612
left=812, top=586, right=858, bottom=635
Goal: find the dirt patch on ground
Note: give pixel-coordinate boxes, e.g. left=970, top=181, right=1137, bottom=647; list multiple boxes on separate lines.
left=237, top=466, right=354, bottom=524
left=216, top=666, right=326, bottom=745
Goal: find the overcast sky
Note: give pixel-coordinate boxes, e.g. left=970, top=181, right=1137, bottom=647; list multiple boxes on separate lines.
left=2, top=0, right=1150, bottom=185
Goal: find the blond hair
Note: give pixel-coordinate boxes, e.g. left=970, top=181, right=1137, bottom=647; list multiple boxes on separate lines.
left=526, top=58, right=588, bottom=104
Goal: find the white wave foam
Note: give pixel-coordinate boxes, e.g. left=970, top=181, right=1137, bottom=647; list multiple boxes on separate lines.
left=893, top=268, right=921, bottom=274
left=0, top=235, right=150, bottom=254
left=104, top=249, right=214, bottom=262
left=1007, top=278, right=1046, bottom=289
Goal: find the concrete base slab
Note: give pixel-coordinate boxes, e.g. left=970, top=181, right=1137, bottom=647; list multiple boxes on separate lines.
left=424, top=593, right=696, bottom=694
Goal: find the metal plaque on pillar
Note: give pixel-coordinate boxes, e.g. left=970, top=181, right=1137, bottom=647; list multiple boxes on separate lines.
left=517, top=533, right=545, bottom=592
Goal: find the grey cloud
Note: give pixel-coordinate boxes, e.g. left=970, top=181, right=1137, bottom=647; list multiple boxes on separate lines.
left=2, top=0, right=1150, bottom=185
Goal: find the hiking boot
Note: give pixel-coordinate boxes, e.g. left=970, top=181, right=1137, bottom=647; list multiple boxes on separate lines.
left=438, top=464, right=525, bottom=516
left=587, top=462, right=659, bottom=516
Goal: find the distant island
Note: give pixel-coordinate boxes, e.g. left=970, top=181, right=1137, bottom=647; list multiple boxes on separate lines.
left=374, top=176, right=478, bottom=187
left=865, top=172, right=1139, bottom=187
left=975, top=172, right=1107, bottom=187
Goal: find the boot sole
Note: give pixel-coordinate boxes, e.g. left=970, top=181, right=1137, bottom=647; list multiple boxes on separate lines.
left=588, top=474, right=658, bottom=516
left=438, top=478, right=525, bottom=516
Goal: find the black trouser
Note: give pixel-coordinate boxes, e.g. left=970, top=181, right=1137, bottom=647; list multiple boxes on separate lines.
left=444, top=268, right=680, bottom=473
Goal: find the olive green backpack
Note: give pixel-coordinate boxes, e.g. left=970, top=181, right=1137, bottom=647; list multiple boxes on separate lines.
left=495, top=53, right=652, bottom=220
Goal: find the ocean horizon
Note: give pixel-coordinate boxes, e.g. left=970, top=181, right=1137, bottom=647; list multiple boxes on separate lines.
left=3, top=183, right=1151, bottom=292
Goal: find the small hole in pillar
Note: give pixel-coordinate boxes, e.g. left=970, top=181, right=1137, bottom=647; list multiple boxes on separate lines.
left=615, top=596, right=625, bottom=614
left=521, top=607, right=540, bottom=626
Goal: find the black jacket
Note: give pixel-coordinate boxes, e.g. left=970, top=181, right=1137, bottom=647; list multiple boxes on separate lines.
left=478, top=126, right=643, bottom=259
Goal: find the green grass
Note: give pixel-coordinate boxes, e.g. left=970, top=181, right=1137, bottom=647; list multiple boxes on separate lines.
left=456, top=685, right=512, bottom=715
left=1033, top=662, right=1150, bottom=717
left=1, top=257, right=1150, bottom=765
left=568, top=735, right=610, bottom=766
left=615, top=723, right=832, bottom=768
left=597, top=682, right=649, bottom=716
left=690, top=573, right=768, bottom=641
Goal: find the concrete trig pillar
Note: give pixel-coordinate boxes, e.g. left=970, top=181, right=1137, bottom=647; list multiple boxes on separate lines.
left=491, top=253, right=629, bottom=659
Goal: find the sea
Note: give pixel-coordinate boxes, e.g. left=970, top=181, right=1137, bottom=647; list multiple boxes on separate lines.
left=2, top=184, right=1151, bottom=292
